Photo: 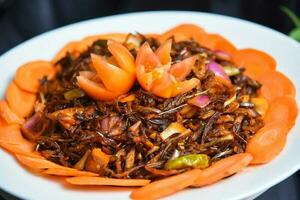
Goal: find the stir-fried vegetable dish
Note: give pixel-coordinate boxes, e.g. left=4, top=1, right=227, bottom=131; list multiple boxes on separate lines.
left=0, top=24, right=297, bottom=200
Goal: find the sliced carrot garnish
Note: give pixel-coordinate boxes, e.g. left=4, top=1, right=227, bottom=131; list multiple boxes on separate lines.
left=0, top=100, right=24, bottom=124
left=202, top=34, right=237, bottom=55
left=0, top=124, right=39, bottom=157
left=52, top=41, right=87, bottom=63
left=66, top=177, right=150, bottom=186
left=43, top=168, right=98, bottom=177
left=15, top=60, right=56, bottom=93
left=6, top=82, right=36, bottom=118
left=53, top=34, right=127, bottom=64
left=0, top=124, right=25, bottom=144
left=159, top=24, right=207, bottom=44
left=233, top=48, right=276, bottom=79
left=257, top=70, right=296, bottom=102
left=264, top=96, right=298, bottom=131
left=16, top=154, right=68, bottom=169
left=82, top=33, right=127, bottom=46
left=0, top=142, right=40, bottom=157
left=192, top=153, right=252, bottom=187
left=131, top=169, right=201, bottom=200
left=246, top=122, right=287, bottom=164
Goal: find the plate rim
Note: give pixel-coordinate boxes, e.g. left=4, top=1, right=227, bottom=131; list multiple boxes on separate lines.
left=0, top=10, right=299, bottom=200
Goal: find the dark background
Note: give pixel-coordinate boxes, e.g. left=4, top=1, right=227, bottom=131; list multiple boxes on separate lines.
left=0, top=0, right=299, bottom=199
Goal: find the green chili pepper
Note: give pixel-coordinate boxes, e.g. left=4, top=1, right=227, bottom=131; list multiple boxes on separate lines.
left=64, top=88, right=85, bottom=101
left=165, top=154, right=209, bottom=170
left=223, top=66, right=240, bottom=76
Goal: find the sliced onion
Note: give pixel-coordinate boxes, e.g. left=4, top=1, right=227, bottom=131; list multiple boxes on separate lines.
left=125, top=34, right=143, bottom=50
left=224, top=93, right=236, bottom=107
left=206, top=60, right=230, bottom=82
left=100, top=117, right=110, bottom=131
left=214, top=50, right=232, bottom=61
left=160, top=122, right=188, bottom=140
left=22, top=112, right=43, bottom=141
left=188, top=95, right=211, bottom=108
left=100, top=115, right=121, bottom=132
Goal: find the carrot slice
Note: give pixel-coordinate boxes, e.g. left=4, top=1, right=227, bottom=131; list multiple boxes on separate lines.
left=52, top=41, right=87, bottom=63
left=202, top=34, right=237, bottom=55
left=0, top=124, right=39, bottom=157
left=131, top=169, right=201, bottom=200
left=0, top=124, right=25, bottom=144
left=82, top=33, right=127, bottom=46
left=66, top=177, right=150, bottom=186
left=256, top=70, right=296, bottom=102
left=15, top=61, right=56, bottom=93
left=233, top=48, right=276, bottom=79
left=16, top=154, right=68, bottom=169
left=192, top=153, right=252, bottom=187
left=0, top=142, right=40, bottom=158
left=246, top=122, right=287, bottom=164
left=5, top=82, right=36, bottom=118
left=43, top=168, right=98, bottom=177
left=53, top=34, right=127, bottom=64
left=0, top=100, right=24, bottom=124
left=264, top=96, right=298, bottom=131
left=159, top=24, right=207, bottom=44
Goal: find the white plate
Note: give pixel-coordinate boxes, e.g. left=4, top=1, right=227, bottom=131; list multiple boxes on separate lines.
left=0, top=11, right=299, bottom=200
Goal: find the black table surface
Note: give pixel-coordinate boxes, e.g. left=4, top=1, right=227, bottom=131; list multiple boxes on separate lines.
left=0, top=0, right=300, bottom=199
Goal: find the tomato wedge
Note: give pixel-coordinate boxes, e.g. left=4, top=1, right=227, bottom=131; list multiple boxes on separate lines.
left=77, top=40, right=136, bottom=101
left=91, top=54, right=134, bottom=93
left=155, top=39, right=172, bottom=65
left=136, top=42, right=199, bottom=98
left=77, top=75, right=120, bottom=101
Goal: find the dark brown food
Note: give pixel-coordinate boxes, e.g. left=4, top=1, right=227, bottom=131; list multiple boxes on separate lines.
left=24, top=35, right=264, bottom=180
